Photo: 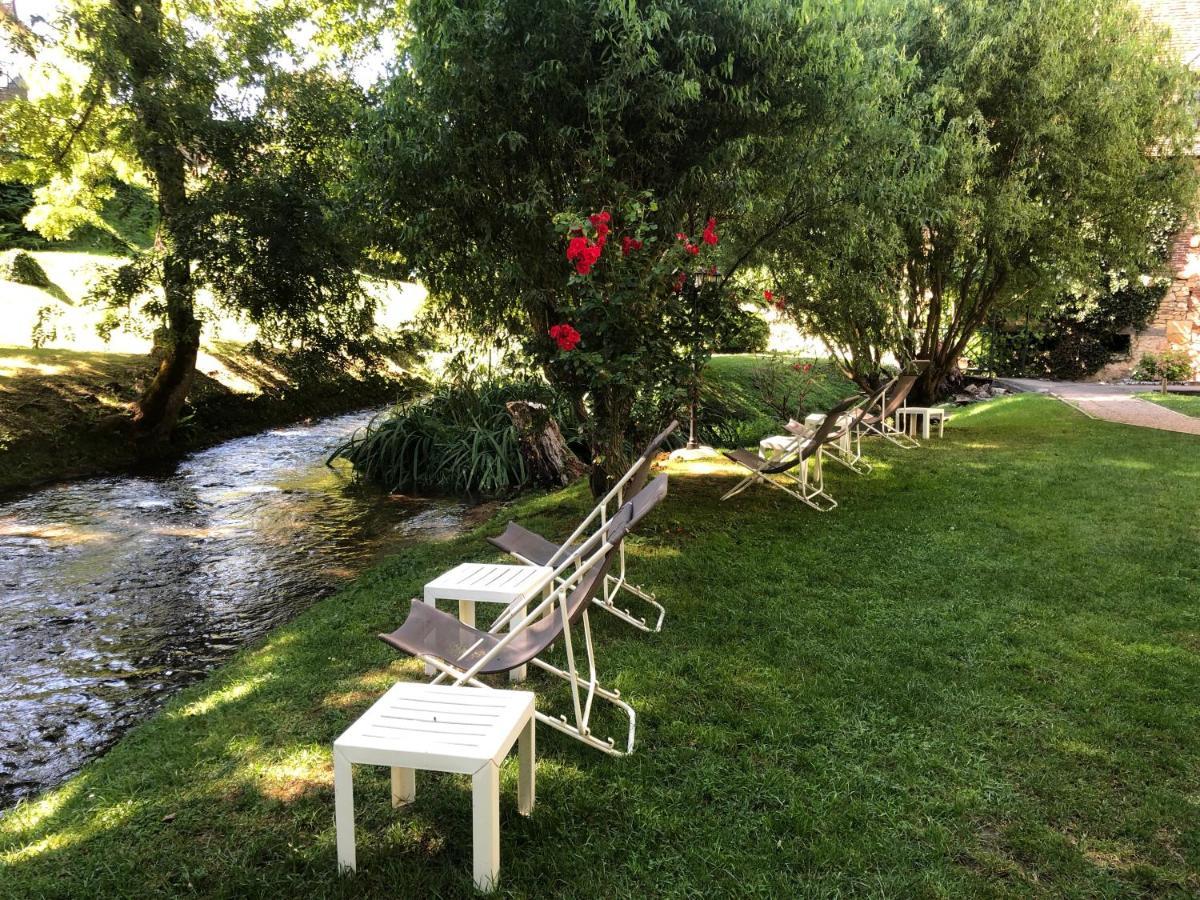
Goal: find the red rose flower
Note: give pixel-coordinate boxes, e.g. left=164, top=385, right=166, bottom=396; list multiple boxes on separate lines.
left=675, top=232, right=688, bottom=242
left=702, top=217, right=718, bottom=246
left=549, top=323, right=581, bottom=352
left=589, top=211, right=611, bottom=227
left=685, top=243, right=699, bottom=256
left=763, top=289, right=774, bottom=303
left=621, top=236, right=643, bottom=257
left=567, top=236, right=589, bottom=261
left=672, top=271, right=687, bottom=293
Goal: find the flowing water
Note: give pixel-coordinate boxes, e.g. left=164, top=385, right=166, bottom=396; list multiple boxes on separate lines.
left=0, top=409, right=470, bottom=810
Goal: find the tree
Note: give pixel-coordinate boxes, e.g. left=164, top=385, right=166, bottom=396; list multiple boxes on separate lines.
left=0, top=1, right=377, bottom=439
left=771, top=0, right=1199, bottom=401
left=359, top=0, right=872, bottom=491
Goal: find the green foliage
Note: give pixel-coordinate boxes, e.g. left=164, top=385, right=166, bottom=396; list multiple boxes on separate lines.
left=770, top=0, right=1200, bottom=399
left=0, top=182, right=43, bottom=249
left=331, top=373, right=581, bottom=496
left=0, top=1, right=383, bottom=432
left=3, top=249, right=50, bottom=287
left=1134, top=350, right=1193, bottom=384
left=359, top=0, right=868, bottom=485
left=715, top=308, right=770, bottom=354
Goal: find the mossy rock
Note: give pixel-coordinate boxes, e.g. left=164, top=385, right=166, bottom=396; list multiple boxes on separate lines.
left=4, top=250, right=51, bottom=288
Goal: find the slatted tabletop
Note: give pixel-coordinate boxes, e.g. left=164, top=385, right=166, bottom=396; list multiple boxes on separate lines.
left=335, top=682, right=535, bottom=773
left=425, top=562, right=553, bottom=604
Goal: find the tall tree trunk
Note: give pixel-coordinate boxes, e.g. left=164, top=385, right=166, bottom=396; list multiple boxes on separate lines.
left=114, top=0, right=200, bottom=440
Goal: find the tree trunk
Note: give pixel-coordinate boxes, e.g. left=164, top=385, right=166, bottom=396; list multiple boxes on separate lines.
left=588, top=387, right=634, bottom=498
left=115, top=0, right=200, bottom=441
left=505, top=400, right=588, bottom=488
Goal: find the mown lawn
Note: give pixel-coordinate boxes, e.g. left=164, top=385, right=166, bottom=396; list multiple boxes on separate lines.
left=2, top=395, right=1199, bottom=897
left=1138, top=391, right=1200, bottom=419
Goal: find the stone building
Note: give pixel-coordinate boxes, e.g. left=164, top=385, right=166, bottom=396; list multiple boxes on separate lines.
left=1115, top=1, right=1200, bottom=380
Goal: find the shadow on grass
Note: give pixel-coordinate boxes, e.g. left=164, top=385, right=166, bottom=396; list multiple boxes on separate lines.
left=3, top=396, right=1200, bottom=896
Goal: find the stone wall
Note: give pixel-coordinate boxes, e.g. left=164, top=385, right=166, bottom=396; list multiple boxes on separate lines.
left=1100, top=225, right=1200, bottom=381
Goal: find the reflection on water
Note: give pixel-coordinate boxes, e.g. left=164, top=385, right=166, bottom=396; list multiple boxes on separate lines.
left=0, top=409, right=467, bottom=810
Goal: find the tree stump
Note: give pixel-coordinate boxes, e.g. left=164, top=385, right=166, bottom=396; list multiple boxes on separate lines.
left=505, top=400, right=588, bottom=487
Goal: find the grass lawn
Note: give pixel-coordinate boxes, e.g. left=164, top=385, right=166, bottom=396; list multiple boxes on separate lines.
left=0, top=342, right=417, bottom=496
left=1137, top=392, right=1200, bottom=419
left=3, top=395, right=1199, bottom=896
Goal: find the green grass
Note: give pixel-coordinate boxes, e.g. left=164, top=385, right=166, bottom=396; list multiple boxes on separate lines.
left=3, top=395, right=1200, bottom=896
left=701, top=353, right=857, bottom=445
left=1137, top=391, right=1200, bottom=419
left=0, top=343, right=415, bottom=495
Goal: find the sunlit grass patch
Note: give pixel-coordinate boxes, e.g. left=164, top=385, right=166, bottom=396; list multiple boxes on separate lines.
left=2, top=395, right=1199, bottom=896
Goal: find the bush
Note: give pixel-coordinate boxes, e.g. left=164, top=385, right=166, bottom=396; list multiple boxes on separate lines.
left=1134, top=350, right=1193, bottom=383
left=330, top=373, right=581, bottom=496
left=716, top=309, right=770, bottom=353
left=3, top=250, right=50, bottom=288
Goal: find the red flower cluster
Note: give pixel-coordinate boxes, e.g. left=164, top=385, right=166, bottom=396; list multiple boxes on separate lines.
left=764, top=289, right=785, bottom=311
left=621, top=235, right=643, bottom=257
left=702, top=217, right=719, bottom=246
left=792, top=362, right=814, bottom=373
left=566, top=211, right=611, bottom=275
left=672, top=271, right=687, bottom=294
left=675, top=231, right=700, bottom=256
left=549, top=323, right=581, bottom=352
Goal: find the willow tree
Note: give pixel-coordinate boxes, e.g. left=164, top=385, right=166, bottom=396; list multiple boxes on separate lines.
left=770, top=0, right=1199, bottom=400
left=359, top=0, right=876, bottom=491
left=0, top=2, right=377, bottom=439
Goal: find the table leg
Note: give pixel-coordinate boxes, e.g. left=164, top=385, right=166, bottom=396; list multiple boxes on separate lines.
left=472, top=762, right=501, bottom=892
left=458, top=598, right=476, bottom=629
left=922, top=413, right=930, bottom=440
left=509, top=603, right=528, bottom=683
left=518, top=716, right=535, bottom=816
left=334, top=749, right=356, bottom=874
left=422, top=593, right=436, bottom=676
left=391, top=766, right=415, bottom=807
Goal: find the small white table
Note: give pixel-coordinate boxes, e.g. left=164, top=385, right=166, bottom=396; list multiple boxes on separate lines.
left=334, top=682, right=535, bottom=893
left=895, top=406, right=949, bottom=439
left=424, top=563, right=554, bottom=682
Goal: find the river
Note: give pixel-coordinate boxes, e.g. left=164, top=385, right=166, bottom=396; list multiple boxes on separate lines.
left=0, top=409, right=469, bottom=810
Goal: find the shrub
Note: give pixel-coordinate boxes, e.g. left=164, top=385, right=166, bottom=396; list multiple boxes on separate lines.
left=4, top=250, right=50, bottom=288
left=1134, top=350, right=1193, bottom=383
left=716, top=309, right=770, bottom=353
left=330, top=374, right=581, bottom=496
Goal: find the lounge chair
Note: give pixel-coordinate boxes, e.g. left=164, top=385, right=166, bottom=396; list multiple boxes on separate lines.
left=380, top=474, right=669, bottom=756
left=488, top=420, right=678, bottom=632
left=854, top=373, right=921, bottom=449
left=720, top=394, right=863, bottom=511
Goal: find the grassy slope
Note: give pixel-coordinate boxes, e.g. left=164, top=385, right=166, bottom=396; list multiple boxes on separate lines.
left=0, top=343, right=414, bottom=496
left=2, top=394, right=1198, bottom=897
left=1137, top=392, right=1200, bottom=419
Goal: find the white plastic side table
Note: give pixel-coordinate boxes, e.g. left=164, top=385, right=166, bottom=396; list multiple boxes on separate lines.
left=423, top=563, right=554, bottom=682
left=334, top=682, right=535, bottom=893
left=895, top=407, right=948, bottom=439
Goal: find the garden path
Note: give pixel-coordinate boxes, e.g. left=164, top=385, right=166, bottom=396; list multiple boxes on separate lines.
left=1000, top=378, right=1200, bottom=435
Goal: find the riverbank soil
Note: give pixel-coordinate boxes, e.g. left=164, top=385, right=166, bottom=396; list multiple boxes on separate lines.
left=0, top=343, right=420, bottom=496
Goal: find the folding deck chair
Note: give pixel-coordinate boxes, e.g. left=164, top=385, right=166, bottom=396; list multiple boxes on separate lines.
left=854, top=373, right=922, bottom=449
left=380, top=474, right=669, bottom=756
left=720, top=394, right=863, bottom=511
left=488, top=420, right=678, bottom=633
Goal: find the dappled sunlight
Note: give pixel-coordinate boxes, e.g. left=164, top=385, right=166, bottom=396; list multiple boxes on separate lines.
left=252, top=746, right=333, bottom=804
left=2, top=791, right=141, bottom=865
left=0, top=356, right=69, bottom=378
left=174, top=674, right=271, bottom=719
left=0, top=521, right=113, bottom=545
